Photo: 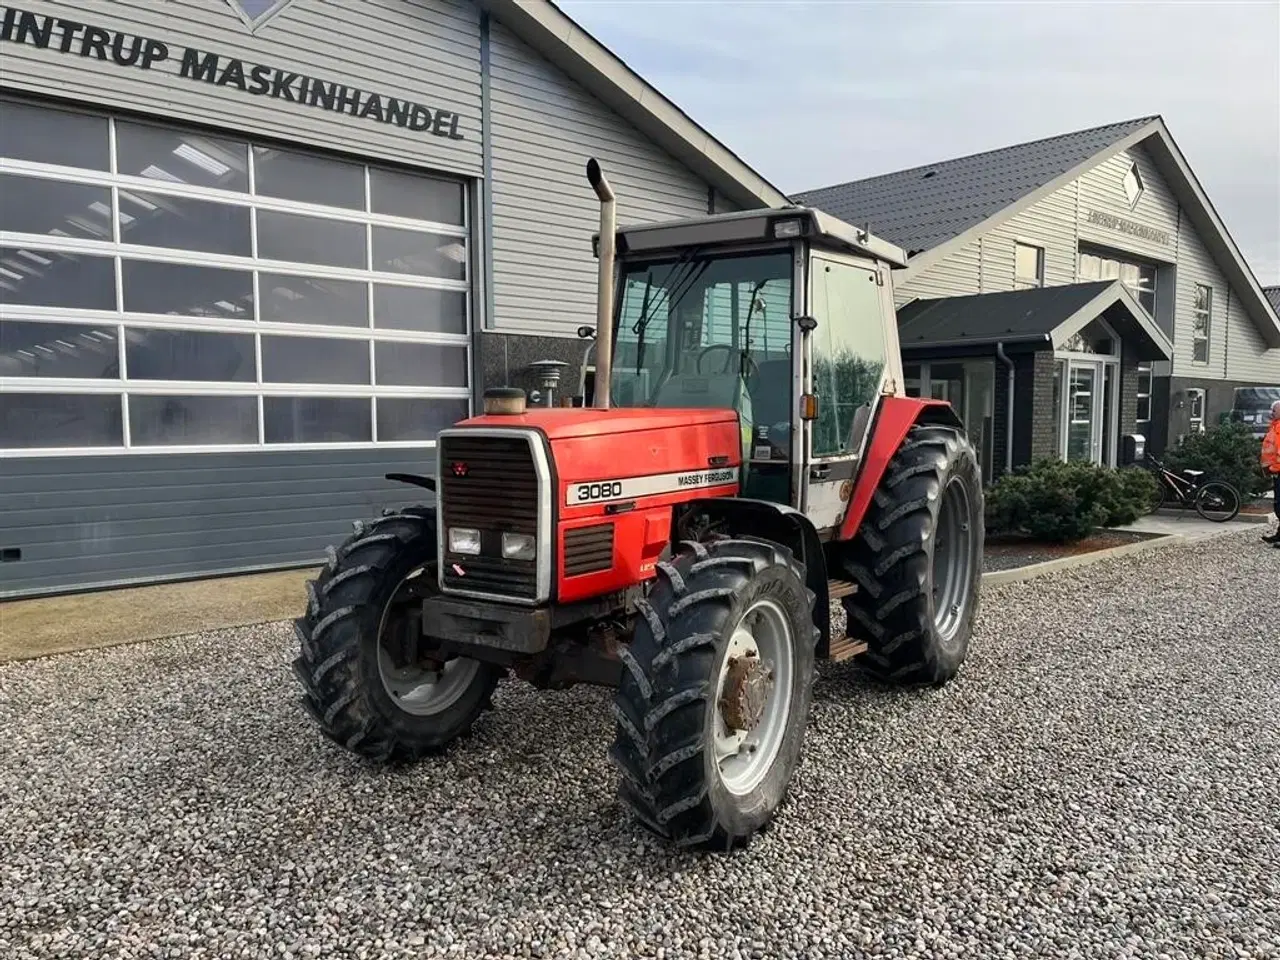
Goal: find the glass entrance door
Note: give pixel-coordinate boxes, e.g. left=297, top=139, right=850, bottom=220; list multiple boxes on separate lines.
left=1065, top=361, right=1103, bottom=463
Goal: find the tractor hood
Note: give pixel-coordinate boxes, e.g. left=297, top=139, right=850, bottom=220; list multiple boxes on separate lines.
left=455, top=406, right=739, bottom=441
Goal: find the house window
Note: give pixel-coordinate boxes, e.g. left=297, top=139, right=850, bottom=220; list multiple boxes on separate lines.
left=1135, top=363, right=1152, bottom=434
left=1078, top=250, right=1156, bottom=316
left=1187, top=388, right=1206, bottom=435
left=1122, top=163, right=1144, bottom=209
left=1193, top=284, right=1212, bottom=364
left=1014, top=242, right=1044, bottom=289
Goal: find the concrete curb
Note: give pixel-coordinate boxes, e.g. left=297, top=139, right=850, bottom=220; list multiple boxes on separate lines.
left=981, top=534, right=1182, bottom=587
left=1153, top=507, right=1271, bottom=525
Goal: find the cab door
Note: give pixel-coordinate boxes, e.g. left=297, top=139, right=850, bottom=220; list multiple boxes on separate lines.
left=800, top=250, right=901, bottom=533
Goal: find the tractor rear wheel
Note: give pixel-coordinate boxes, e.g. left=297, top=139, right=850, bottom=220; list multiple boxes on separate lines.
left=841, top=424, right=983, bottom=686
left=610, top=538, right=818, bottom=850
left=292, top=507, right=500, bottom=762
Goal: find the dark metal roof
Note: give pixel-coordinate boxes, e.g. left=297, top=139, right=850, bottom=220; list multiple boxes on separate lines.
left=898, top=283, right=1113, bottom=344
left=896, top=281, right=1173, bottom=362
left=1264, top=286, right=1280, bottom=314
left=791, top=118, right=1158, bottom=255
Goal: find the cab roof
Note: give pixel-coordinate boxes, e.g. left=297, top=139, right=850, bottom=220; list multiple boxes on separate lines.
left=595, top=206, right=909, bottom=268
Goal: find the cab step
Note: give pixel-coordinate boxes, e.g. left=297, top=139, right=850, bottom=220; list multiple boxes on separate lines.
left=826, top=636, right=869, bottom=663
left=827, top=578, right=858, bottom=600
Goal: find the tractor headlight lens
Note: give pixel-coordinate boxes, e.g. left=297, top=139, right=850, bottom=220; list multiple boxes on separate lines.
left=448, top=527, right=482, bottom=555
left=501, top=532, right=536, bottom=561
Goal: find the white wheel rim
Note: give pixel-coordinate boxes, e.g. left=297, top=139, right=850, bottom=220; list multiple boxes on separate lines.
left=377, top=651, right=481, bottom=717
left=375, top=567, right=482, bottom=717
left=712, top=597, right=795, bottom=797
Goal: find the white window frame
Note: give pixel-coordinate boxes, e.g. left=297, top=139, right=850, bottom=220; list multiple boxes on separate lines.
left=1014, top=241, right=1044, bottom=290
left=1135, top=362, right=1152, bottom=434
left=1054, top=318, right=1122, bottom=466
left=1192, top=283, right=1212, bottom=365
left=0, top=103, right=474, bottom=457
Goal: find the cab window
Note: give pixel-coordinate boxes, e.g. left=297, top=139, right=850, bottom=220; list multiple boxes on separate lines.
left=809, top=257, right=888, bottom=457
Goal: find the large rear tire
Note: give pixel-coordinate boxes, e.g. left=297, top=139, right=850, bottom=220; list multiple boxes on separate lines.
left=292, top=508, right=500, bottom=762
left=610, top=538, right=818, bottom=850
left=840, top=424, right=983, bottom=686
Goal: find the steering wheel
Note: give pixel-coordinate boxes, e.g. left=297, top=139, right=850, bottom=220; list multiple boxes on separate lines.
left=696, top=344, right=759, bottom=380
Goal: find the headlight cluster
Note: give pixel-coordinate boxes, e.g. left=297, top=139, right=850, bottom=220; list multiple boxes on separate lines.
left=501, top=533, right=536, bottom=561
left=447, top=527, right=481, bottom=555
left=446, top=527, right=536, bottom=562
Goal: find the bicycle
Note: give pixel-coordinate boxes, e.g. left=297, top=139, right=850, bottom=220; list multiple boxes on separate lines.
left=1141, top=453, right=1241, bottom=522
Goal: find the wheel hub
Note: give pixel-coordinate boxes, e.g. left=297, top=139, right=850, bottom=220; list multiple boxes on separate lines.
left=719, top=653, right=774, bottom=732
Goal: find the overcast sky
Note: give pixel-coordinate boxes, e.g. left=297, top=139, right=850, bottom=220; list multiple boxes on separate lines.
left=559, top=0, right=1280, bottom=285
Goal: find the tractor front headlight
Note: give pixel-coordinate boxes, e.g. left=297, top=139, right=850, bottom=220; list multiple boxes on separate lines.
left=501, top=532, right=536, bottom=561
left=448, top=526, right=482, bottom=555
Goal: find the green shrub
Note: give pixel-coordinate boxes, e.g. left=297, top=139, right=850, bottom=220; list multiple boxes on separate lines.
left=1108, top=466, right=1162, bottom=526
left=985, top=459, right=1154, bottom=543
left=1164, top=421, right=1267, bottom=498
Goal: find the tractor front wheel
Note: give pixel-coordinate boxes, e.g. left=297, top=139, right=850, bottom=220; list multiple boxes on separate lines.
left=610, top=538, right=818, bottom=850
left=841, top=424, right=984, bottom=686
left=292, top=508, right=500, bottom=762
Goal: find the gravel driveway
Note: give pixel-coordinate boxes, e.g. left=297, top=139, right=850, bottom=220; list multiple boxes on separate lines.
left=2, top=529, right=1277, bottom=960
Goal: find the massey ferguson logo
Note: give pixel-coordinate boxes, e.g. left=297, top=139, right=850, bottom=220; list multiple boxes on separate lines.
left=679, top=469, right=734, bottom=487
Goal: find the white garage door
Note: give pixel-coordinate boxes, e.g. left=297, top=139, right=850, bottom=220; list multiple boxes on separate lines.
left=0, top=97, right=473, bottom=455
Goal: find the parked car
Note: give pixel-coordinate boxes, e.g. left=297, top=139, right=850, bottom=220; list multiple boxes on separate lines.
left=1230, top=386, right=1280, bottom=439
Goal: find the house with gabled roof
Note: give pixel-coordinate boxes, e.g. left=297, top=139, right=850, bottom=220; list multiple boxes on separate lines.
left=795, top=117, right=1280, bottom=480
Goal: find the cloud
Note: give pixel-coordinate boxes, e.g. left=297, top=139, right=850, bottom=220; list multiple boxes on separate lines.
left=560, top=0, right=1280, bottom=283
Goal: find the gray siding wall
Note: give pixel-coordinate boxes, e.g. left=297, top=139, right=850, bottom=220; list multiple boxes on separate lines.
left=0, top=449, right=433, bottom=599
left=487, top=21, right=713, bottom=337
left=895, top=240, right=980, bottom=306
left=900, top=145, right=1280, bottom=384
left=1076, top=148, right=1181, bottom=264
left=0, top=0, right=484, bottom=175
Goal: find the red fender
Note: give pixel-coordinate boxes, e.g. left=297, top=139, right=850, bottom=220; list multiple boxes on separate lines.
left=837, top=396, right=960, bottom=542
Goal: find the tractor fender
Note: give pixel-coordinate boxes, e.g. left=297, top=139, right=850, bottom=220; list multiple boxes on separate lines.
left=677, top=496, right=831, bottom=648
left=837, top=396, right=963, bottom=543
left=385, top=472, right=436, bottom=493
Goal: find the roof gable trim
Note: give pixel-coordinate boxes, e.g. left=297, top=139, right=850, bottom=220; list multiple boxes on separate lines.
left=1050, top=281, right=1173, bottom=360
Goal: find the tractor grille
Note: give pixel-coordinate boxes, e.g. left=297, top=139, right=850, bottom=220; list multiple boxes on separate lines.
left=563, top=523, right=615, bottom=577
left=438, top=431, right=541, bottom=601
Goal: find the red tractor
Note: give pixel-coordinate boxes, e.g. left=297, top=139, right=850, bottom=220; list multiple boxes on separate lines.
left=292, top=160, right=984, bottom=850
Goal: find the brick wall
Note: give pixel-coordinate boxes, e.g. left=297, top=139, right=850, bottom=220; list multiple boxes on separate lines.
left=1030, top=350, right=1059, bottom=463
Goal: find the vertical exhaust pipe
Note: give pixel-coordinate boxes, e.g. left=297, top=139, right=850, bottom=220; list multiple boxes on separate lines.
left=586, top=158, right=615, bottom=410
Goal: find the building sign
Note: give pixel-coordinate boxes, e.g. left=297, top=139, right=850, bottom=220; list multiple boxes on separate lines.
left=1085, top=209, right=1171, bottom=247
left=0, top=5, right=466, bottom=140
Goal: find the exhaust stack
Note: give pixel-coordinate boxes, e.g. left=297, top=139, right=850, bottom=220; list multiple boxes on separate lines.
left=586, top=158, right=615, bottom=410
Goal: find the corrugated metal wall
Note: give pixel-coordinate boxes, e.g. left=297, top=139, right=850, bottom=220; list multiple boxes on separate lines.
left=0, top=449, right=432, bottom=598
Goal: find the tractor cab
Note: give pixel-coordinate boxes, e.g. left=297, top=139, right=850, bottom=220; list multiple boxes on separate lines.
left=593, top=206, right=909, bottom=532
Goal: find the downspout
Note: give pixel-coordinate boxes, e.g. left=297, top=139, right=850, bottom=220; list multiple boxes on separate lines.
left=996, top=342, right=1015, bottom=476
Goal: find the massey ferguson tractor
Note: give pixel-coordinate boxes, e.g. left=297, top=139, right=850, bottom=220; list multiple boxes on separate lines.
left=291, top=160, right=984, bottom=851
